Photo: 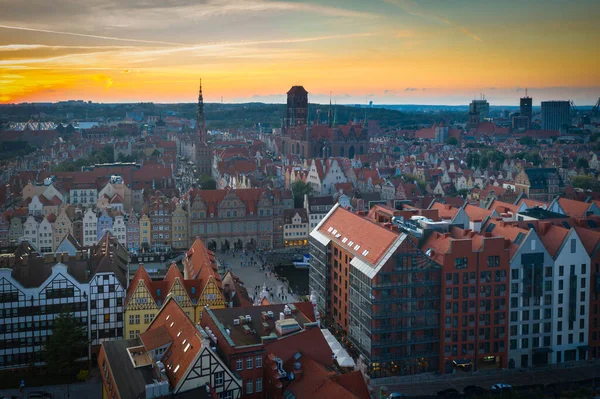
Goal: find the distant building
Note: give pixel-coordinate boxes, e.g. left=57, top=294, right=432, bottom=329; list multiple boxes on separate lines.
left=512, top=115, right=530, bottom=130
left=520, top=95, right=533, bottom=121
left=467, top=98, right=490, bottom=128
left=541, top=101, right=570, bottom=130
left=195, top=80, right=212, bottom=176
left=283, top=208, right=309, bottom=247
left=280, top=86, right=369, bottom=159
left=514, top=168, right=562, bottom=202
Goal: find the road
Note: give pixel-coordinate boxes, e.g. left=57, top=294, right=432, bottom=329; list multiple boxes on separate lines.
left=0, top=381, right=101, bottom=399
left=382, top=363, right=600, bottom=396
left=215, top=249, right=300, bottom=305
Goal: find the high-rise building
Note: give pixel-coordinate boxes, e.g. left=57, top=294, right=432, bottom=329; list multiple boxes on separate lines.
left=467, top=97, right=490, bottom=128
left=195, top=79, right=212, bottom=176
left=520, top=95, right=532, bottom=121
left=541, top=101, right=570, bottom=130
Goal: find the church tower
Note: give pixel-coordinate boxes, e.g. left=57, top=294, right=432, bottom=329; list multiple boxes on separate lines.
left=195, top=79, right=212, bottom=176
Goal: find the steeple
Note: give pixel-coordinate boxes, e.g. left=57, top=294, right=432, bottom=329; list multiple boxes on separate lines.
left=333, top=101, right=337, bottom=126
left=328, top=92, right=332, bottom=128
left=197, top=78, right=206, bottom=143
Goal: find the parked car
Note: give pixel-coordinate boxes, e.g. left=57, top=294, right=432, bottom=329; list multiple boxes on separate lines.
left=437, top=388, right=461, bottom=397
left=389, top=394, right=407, bottom=398
left=464, top=385, right=487, bottom=396
left=490, top=383, right=512, bottom=394
left=27, top=392, right=53, bottom=399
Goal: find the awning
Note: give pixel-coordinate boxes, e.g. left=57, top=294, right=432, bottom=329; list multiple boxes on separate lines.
left=533, top=347, right=553, bottom=354
left=577, top=345, right=591, bottom=351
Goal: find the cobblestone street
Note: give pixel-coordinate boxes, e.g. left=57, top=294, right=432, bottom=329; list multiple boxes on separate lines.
left=215, top=249, right=301, bottom=305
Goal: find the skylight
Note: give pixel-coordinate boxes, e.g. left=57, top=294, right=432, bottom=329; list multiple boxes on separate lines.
left=166, top=315, right=170, bottom=321
left=514, top=232, right=525, bottom=245
left=348, top=241, right=354, bottom=247
left=327, top=227, right=333, bottom=233
left=170, top=322, right=174, bottom=328
left=173, top=364, right=180, bottom=374
left=332, top=229, right=337, bottom=235
left=362, top=250, right=369, bottom=256
left=177, top=332, right=182, bottom=337
left=342, top=237, right=348, bottom=243
left=184, top=343, right=191, bottom=353
left=335, top=234, right=341, bottom=238
left=354, top=245, right=360, bottom=251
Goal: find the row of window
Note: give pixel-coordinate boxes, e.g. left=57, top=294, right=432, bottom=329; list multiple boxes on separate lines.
left=235, top=355, right=262, bottom=371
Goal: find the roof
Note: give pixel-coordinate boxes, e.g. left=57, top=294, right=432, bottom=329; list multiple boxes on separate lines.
left=140, top=325, right=173, bottom=351
left=184, top=238, right=221, bottom=290
left=463, top=204, right=493, bottom=222
left=557, top=197, right=592, bottom=218
left=430, top=201, right=459, bottom=220
left=315, top=205, right=399, bottom=265
left=284, top=356, right=368, bottom=399
left=205, top=302, right=316, bottom=347
left=148, top=298, right=204, bottom=387
left=284, top=208, right=308, bottom=224
left=101, top=338, right=154, bottom=399
left=287, top=85, right=308, bottom=95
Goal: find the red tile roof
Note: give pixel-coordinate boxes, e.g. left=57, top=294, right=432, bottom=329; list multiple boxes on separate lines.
left=147, top=298, right=203, bottom=387
left=317, top=206, right=399, bottom=265
left=557, top=197, right=592, bottom=218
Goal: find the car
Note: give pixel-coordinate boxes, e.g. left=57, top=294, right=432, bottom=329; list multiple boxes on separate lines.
left=490, top=383, right=512, bottom=394
left=464, top=385, right=487, bottom=396
left=437, top=388, right=461, bottom=397
left=27, top=392, right=53, bottom=399
left=388, top=394, right=407, bottom=398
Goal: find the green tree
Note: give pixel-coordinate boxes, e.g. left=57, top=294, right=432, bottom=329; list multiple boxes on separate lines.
left=43, top=311, right=88, bottom=377
left=445, top=137, right=458, bottom=146
left=466, top=152, right=473, bottom=168
left=291, top=180, right=313, bottom=208
left=479, top=155, right=489, bottom=169
left=199, top=175, right=217, bottom=190
left=576, top=157, right=589, bottom=169
left=571, top=176, right=600, bottom=191
left=519, top=136, right=535, bottom=146
left=457, top=188, right=469, bottom=198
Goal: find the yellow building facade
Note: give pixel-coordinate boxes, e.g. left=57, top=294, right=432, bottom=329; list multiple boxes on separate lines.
left=124, top=260, right=225, bottom=339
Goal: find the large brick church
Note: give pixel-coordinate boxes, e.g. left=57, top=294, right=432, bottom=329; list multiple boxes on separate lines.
left=280, top=86, right=369, bottom=159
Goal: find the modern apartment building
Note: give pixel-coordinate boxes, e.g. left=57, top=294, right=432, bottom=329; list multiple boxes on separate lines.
left=309, top=204, right=442, bottom=378
left=541, top=100, right=570, bottom=130
left=421, top=228, right=509, bottom=372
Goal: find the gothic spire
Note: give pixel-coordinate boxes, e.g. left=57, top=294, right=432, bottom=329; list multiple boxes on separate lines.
left=328, top=91, right=332, bottom=128
left=197, top=78, right=205, bottom=130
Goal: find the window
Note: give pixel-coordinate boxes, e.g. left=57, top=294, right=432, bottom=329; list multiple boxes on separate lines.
left=135, top=315, right=140, bottom=324
left=256, top=356, right=262, bottom=368
left=246, top=357, right=253, bottom=369
left=246, top=380, right=253, bottom=394
left=215, top=371, right=224, bottom=386
left=129, top=315, right=134, bottom=325
left=559, top=265, right=564, bottom=277
left=571, top=239, right=576, bottom=253
left=104, top=314, right=110, bottom=323
left=236, top=358, right=243, bottom=371
left=219, top=391, right=233, bottom=399
left=455, top=257, right=468, bottom=269
left=487, top=256, right=500, bottom=268
left=256, top=378, right=263, bottom=392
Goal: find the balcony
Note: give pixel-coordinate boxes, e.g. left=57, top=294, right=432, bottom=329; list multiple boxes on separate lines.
left=372, top=323, right=440, bottom=333
left=372, top=336, right=438, bottom=348
left=372, top=294, right=439, bottom=304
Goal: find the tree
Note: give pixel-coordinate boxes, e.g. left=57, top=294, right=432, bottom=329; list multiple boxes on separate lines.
left=571, top=176, right=600, bottom=191
left=43, top=311, right=88, bottom=377
left=479, top=155, right=489, bottom=170
left=519, top=136, right=535, bottom=146
left=576, top=157, right=589, bottom=170
left=291, top=180, right=313, bottom=208
left=457, top=188, right=469, bottom=198
left=466, top=152, right=473, bottom=168
left=445, top=137, right=458, bottom=146
left=199, top=175, right=217, bottom=190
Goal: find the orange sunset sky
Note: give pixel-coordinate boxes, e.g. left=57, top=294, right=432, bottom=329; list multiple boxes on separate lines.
left=0, top=0, right=598, bottom=105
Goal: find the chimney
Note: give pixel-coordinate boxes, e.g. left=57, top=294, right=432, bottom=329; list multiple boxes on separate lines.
left=279, top=312, right=285, bottom=321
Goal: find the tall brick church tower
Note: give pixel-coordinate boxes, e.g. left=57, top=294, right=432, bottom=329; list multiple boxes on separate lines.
left=195, top=79, right=212, bottom=176
left=285, top=86, right=308, bottom=127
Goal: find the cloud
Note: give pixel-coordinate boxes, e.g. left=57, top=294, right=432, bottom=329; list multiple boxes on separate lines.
left=384, top=0, right=482, bottom=42
left=384, top=89, right=395, bottom=94
left=0, top=24, right=185, bottom=45
left=405, top=87, right=418, bottom=91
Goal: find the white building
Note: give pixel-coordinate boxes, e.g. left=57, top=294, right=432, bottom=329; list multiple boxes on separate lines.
left=283, top=208, right=309, bottom=247
left=112, top=214, right=126, bottom=245
left=305, top=195, right=334, bottom=232
left=83, top=208, right=98, bottom=247
left=21, top=216, right=39, bottom=249
left=37, top=216, right=54, bottom=253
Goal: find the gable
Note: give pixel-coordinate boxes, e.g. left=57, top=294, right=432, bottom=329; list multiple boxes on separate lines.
left=176, top=346, right=242, bottom=396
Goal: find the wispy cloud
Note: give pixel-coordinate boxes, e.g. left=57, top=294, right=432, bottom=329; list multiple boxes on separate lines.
left=405, top=87, right=418, bottom=91
left=0, top=24, right=185, bottom=45
left=384, top=0, right=482, bottom=42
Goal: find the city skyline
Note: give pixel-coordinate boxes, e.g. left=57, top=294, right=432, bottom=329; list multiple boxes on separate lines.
left=0, top=0, right=598, bottom=105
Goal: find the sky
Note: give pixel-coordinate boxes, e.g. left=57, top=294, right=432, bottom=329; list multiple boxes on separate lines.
left=0, top=0, right=598, bottom=106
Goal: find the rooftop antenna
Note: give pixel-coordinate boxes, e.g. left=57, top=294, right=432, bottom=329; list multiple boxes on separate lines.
left=525, top=88, right=528, bottom=98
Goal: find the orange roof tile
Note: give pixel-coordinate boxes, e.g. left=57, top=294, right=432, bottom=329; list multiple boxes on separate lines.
left=557, top=197, right=592, bottom=218
left=317, top=206, right=399, bottom=265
